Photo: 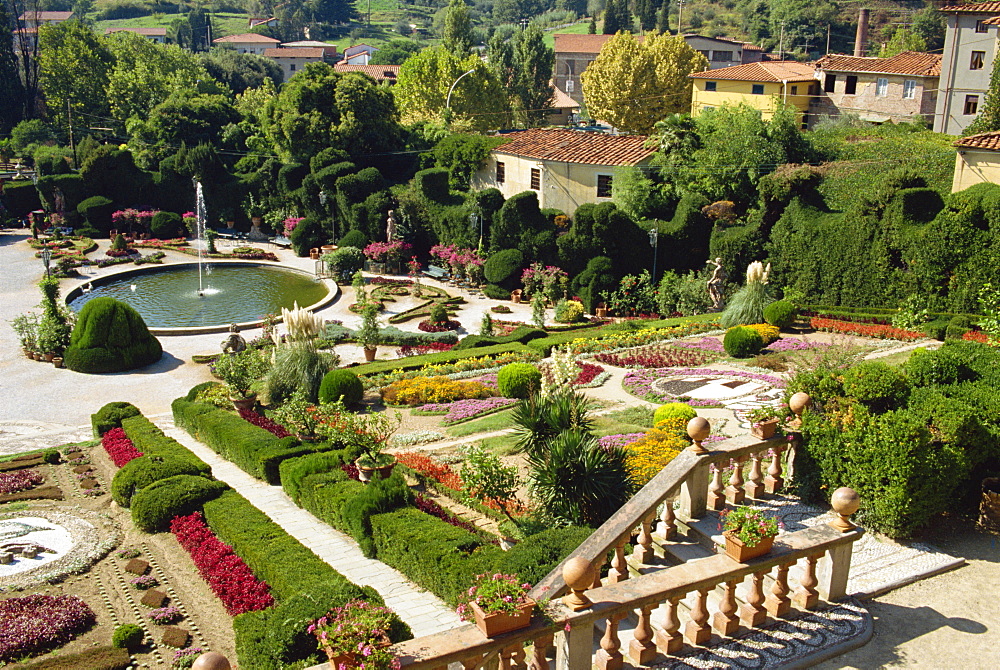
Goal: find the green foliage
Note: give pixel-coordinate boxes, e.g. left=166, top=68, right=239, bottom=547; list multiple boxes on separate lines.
left=429, top=303, right=449, bottom=324
left=264, top=345, right=337, bottom=405
left=121, top=414, right=211, bottom=472
left=723, top=326, right=764, bottom=358
left=905, top=347, right=965, bottom=387
left=653, top=403, right=697, bottom=426
left=453, top=326, right=547, bottom=350
left=213, top=348, right=270, bottom=398
left=149, top=211, right=182, bottom=239
left=554, top=300, right=584, bottom=323
left=64, top=298, right=162, bottom=374
left=432, top=134, right=503, bottom=190
left=721, top=282, right=773, bottom=328
left=355, top=343, right=531, bottom=377
left=111, top=624, right=144, bottom=651
left=91, top=401, right=140, bottom=437
left=460, top=444, right=518, bottom=511
left=511, top=390, right=595, bottom=457
left=318, top=370, right=364, bottom=406
left=763, top=299, right=798, bottom=329
left=946, top=315, right=974, bottom=341
left=77, top=196, right=115, bottom=232
left=841, top=362, right=910, bottom=413
left=657, top=269, right=712, bottom=316
left=603, top=270, right=658, bottom=317
left=497, top=526, right=593, bottom=584
left=483, top=248, right=524, bottom=287
left=130, top=474, right=228, bottom=532
left=338, top=229, right=368, bottom=249
left=289, top=216, right=326, bottom=257
left=414, top=168, right=451, bottom=202
left=323, top=246, right=365, bottom=280
left=497, top=362, right=542, bottom=399
left=111, top=455, right=206, bottom=507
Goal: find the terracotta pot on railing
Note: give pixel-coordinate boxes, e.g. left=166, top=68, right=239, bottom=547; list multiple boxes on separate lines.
left=470, top=600, right=534, bottom=637
left=722, top=531, right=774, bottom=562
left=310, top=248, right=320, bottom=260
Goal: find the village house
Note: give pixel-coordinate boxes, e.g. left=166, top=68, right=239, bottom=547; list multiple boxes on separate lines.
left=17, top=10, right=73, bottom=29
left=952, top=131, right=1000, bottom=191
left=264, top=48, right=326, bottom=82
left=333, top=63, right=401, bottom=84
left=344, top=44, right=379, bottom=65
left=935, top=1, right=1000, bottom=134
left=546, top=86, right=582, bottom=126
left=211, top=33, right=280, bottom=56
left=281, top=40, right=338, bottom=59
left=471, top=128, right=654, bottom=214
left=812, top=51, right=941, bottom=125
left=689, top=61, right=818, bottom=128
left=104, top=27, right=167, bottom=44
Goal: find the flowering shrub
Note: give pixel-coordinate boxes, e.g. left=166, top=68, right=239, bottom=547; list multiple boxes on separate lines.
left=147, top=606, right=183, bottom=624
left=430, top=244, right=484, bottom=282
left=417, top=319, right=461, bottom=332
left=117, top=547, right=141, bottom=559
left=0, top=595, right=96, bottom=663
left=398, top=342, right=455, bottom=357
left=102, top=428, right=143, bottom=467
left=231, top=247, right=279, bottom=261
left=238, top=408, right=292, bottom=438
left=521, top=262, right=569, bottom=301
left=364, top=240, right=412, bottom=262
left=719, top=505, right=781, bottom=547
left=962, top=330, right=990, bottom=345
left=622, top=416, right=687, bottom=486
left=456, top=573, right=533, bottom=620
left=170, top=512, right=274, bottom=615
left=598, top=433, right=646, bottom=449
left=308, top=600, right=400, bottom=669
left=810, top=317, right=924, bottom=341
left=283, top=217, right=304, bottom=236
left=0, top=469, right=44, bottom=494
left=395, top=452, right=464, bottom=491
left=130, top=575, right=159, bottom=590
left=111, top=208, right=158, bottom=230
left=593, top=345, right=718, bottom=368
left=415, top=397, right=517, bottom=425
left=172, top=647, right=205, bottom=669
left=381, top=376, right=495, bottom=406
left=744, top=323, right=780, bottom=345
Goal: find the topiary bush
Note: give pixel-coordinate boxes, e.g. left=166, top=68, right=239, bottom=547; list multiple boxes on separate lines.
left=763, top=299, right=798, bottom=330
left=91, top=401, right=141, bottom=437
left=111, top=624, right=144, bottom=651
left=483, top=248, right=524, bottom=288
left=945, top=315, right=974, bottom=341
left=842, top=361, right=910, bottom=413
left=428, top=303, right=448, bottom=324
left=414, top=168, right=450, bottom=202
left=554, top=300, right=584, bottom=323
left=497, top=362, right=542, bottom=398
left=723, top=326, right=764, bottom=358
left=150, top=211, right=182, bottom=239
left=130, top=474, right=228, bottom=532
left=111, top=455, right=206, bottom=507
left=905, top=348, right=965, bottom=387
left=64, top=298, right=162, bottom=374
left=338, top=229, right=367, bottom=249
left=653, top=402, right=697, bottom=426
left=290, top=216, right=326, bottom=257
left=77, top=196, right=114, bottom=232
left=318, top=369, right=364, bottom=406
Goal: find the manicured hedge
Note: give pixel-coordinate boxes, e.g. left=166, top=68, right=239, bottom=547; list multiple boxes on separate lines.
left=120, top=415, right=211, bottom=472
left=525, top=314, right=717, bottom=356
left=111, top=455, right=206, bottom=507
left=130, top=475, right=228, bottom=532
left=91, top=401, right=141, bottom=437
left=453, top=326, right=547, bottom=350
left=353, top=343, right=530, bottom=377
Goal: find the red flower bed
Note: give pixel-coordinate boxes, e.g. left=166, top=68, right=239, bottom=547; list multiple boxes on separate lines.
left=418, top=319, right=461, bottom=332
left=396, top=452, right=464, bottom=491
left=0, top=595, right=96, bottom=663
left=170, top=512, right=275, bottom=615
left=574, top=362, right=604, bottom=385
left=238, top=409, right=291, bottom=438
left=593, top=347, right=717, bottom=368
left=0, top=469, right=44, bottom=495
left=102, top=428, right=143, bottom=467
left=962, top=330, right=991, bottom=344
left=810, top=317, right=924, bottom=341
left=413, top=494, right=484, bottom=536
left=398, top=342, right=456, bottom=356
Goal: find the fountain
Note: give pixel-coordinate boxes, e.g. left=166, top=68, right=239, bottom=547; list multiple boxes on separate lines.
left=194, top=181, right=215, bottom=297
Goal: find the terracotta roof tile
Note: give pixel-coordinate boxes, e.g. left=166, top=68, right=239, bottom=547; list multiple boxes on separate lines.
left=213, top=33, right=280, bottom=44
left=689, top=61, right=815, bottom=82
left=814, top=51, right=941, bottom=77
left=553, top=33, right=644, bottom=53
left=333, top=64, right=400, bottom=80
left=264, top=47, right=325, bottom=58
left=941, top=1, right=1000, bottom=13
left=955, top=131, right=1000, bottom=149
left=491, top=128, right=653, bottom=166
left=550, top=86, right=579, bottom=109
left=18, top=11, right=72, bottom=20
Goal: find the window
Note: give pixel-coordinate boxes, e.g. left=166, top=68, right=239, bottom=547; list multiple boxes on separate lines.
left=965, top=95, right=980, bottom=115
left=712, top=50, right=733, bottom=62
left=289, top=63, right=296, bottom=71
left=903, top=79, right=916, bottom=99
left=977, top=19, right=989, bottom=33
left=751, top=84, right=765, bottom=95
left=530, top=168, right=540, bottom=190
left=845, top=76, right=858, bottom=95
left=972, top=51, right=986, bottom=70
left=824, top=73, right=836, bottom=92
left=495, top=161, right=505, bottom=184
left=698, top=50, right=710, bottom=59
left=808, top=83, right=819, bottom=95
left=705, top=81, right=717, bottom=91
left=790, top=85, right=798, bottom=95
left=875, top=77, right=888, bottom=97
left=597, top=174, right=613, bottom=198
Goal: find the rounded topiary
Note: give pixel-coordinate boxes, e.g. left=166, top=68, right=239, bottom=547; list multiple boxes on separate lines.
left=338, top=229, right=368, bottom=248
left=763, top=299, right=798, bottom=330
left=130, top=474, right=227, bottom=532
left=653, top=402, right=697, bottom=426
left=497, top=362, right=542, bottom=399
left=723, top=326, right=764, bottom=358
left=483, top=248, right=524, bottom=287
left=318, top=369, right=364, bottom=406
left=91, top=401, right=141, bottom=436
left=77, top=195, right=114, bottom=231
left=63, top=298, right=162, bottom=374
left=945, top=315, right=974, bottom=341
left=842, top=361, right=910, bottom=412
left=554, top=299, right=584, bottom=323
left=111, top=624, right=144, bottom=651
left=111, top=455, right=205, bottom=507
left=429, top=303, right=448, bottom=324
left=150, top=211, right=182, bottom=239
left=905, top=348, right=964, bottom=387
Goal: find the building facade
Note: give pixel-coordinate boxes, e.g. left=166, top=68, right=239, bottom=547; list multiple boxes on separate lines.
left=333, top=63, right=401, bottom=84
left=953, top=131, right=1000, bottom=191
left=689, top=62, right=817, bottom=127
left=935, top=2, right=1000, bottom=135
left=344, top=44, right=379, bottom=65
left=264, top=48, right=326, bottom=82
left=211, top=33, right=280, bottom=55
left=471, top=128, right=654, bottom=215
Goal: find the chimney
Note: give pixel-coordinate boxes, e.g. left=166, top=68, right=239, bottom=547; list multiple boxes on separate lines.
left=854, top=8, right=870, bottom=57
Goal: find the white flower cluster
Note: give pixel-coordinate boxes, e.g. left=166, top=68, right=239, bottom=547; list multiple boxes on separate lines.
left=280, top=302, right=324, bottom=342
left=746, top=261, right=771, bottom=285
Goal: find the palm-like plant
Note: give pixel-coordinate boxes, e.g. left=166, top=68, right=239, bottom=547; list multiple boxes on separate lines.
left=511, top=389, right=593, bottom=457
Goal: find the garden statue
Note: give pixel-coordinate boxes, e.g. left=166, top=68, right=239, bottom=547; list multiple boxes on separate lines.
left=707, top=257, right=728, bottom=311
left=221, top=324, right=247, bottom=355
left=386, top=209, right=399, bottom=242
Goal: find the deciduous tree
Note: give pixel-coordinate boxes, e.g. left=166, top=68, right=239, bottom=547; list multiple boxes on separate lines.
left=0, top=0, right=24, bottom=132
left=443, top=0, right=473, bottom=56
left=38, top=20, right=114, bottom=126
left=878, top=28, right=926, bottom=58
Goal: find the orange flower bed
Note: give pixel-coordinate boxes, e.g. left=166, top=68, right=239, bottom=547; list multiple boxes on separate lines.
left=810, top=317, right=924, bottom=341
left=395, top=452, right=464, bottom=491
left=962, top=330, right=991, bottom=344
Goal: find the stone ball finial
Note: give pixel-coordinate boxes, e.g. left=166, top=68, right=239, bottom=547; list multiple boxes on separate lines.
left=192, top=652, right=232, bottom=670
left=686, top=416, right=711, bottom=455
left=562, top=556, right=596, bottom=612
left=789, top=392, right=811, bottom=417
left=829, top=487, right=860, bottom=532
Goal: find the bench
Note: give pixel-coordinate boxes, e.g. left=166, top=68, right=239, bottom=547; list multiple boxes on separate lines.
left=270, top=235, right=292, bottom=249
left=424, top=264, right=449, bottom=280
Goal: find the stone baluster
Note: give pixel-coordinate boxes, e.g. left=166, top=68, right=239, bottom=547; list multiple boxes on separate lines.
left=794, top=554, right=822, bottom=610
left=562, top=557, right=596, bottom=612
left=655, top=595, right=684, bottom=654
left=629, top=605, right=658, bottom=665
left=819, top=487, right=861, bottom=601
left=595, top=613, right=625, bottom=670
left=501, top=643, right=527, bottom=670
left=725, top=457, right=746, bottom=505
left=765, top=562, right=792, bottom=617
left=529, top=634, right=554, bottom=670
left=657, top=498, right=677, bottom=539
left=745, top=451, right=765, bottom=499
left=592, top=556, right=605, bottom=589
left=712, top=580, right=740, bottom=636
left=463, top=657, right=486, bottom=670
left=686, top=416, right=711, bottom=455
left=608, top=537, right=630, bottom=584
left=764, top=447, right=785, bottom=494
left=707, top=464, right=726, bottom=511
left=632, top=514, right=655, bottom=564
left=684, top=588, right=712, bottom=645
left=739, top=571, right=767, bottom=628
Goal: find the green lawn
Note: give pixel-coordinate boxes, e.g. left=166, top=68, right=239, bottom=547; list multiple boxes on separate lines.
left=445, top=408, right=516, bottom=437
left=543, top=20, right=593, bottom=49
left=592, top=406, right=654, bottom=437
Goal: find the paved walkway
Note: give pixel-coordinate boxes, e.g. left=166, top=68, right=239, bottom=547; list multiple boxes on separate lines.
left=152, top=415, right=463, bottom=638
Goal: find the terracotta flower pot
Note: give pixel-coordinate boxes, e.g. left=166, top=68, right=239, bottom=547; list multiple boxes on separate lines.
left=52, top=357, right=64, bottom=368
left=723, top=531, right=774, bottom=562
left=356, top=458, right=395, bottom=483
left=363, top=346, right=378, bottom=362
left=231, top=394, right=257, bottom=411
left=470, top=599, right=534, bottom=637
left=310, top=248, right=321, bottom=260
left=43, top=352, right=55, bottom=362
left=751, top=418, right=780, bottom=439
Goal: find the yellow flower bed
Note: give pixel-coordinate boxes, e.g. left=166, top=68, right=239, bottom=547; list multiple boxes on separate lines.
left=745, top=323, right=780, bottom=344
left=568, top=321, right=719, bottom=354
left=381, top=375, right=495, bottom=406
left=623, top=416, right=687, bottom=487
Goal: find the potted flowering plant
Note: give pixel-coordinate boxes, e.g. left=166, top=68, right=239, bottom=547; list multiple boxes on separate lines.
left=457, top=572, right=535, bottom=637
left=308, top=599, right=399, bottom=669
left=269, top=391, right=322, bottom=441
left=747, top=405, right=784, bottom=439
left=719, top=506, right=781, bottom=562
left=212, top=349, right=270, bottom=409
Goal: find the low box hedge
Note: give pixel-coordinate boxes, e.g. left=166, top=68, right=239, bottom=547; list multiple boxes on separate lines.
left=91, top=402, right=141, bottom=437
left=130, top=474, right=228, bottom=532
left=121, top=415, right=211, bottom=473
left=353, top=343, right=530, bottom=377
left=453, top=326, right=548, bottom=350
left=526, top=314, right=717, bottom=355
left=12, top=646, right=131, bottom=669
left=111, top=455, right=208, bottom=507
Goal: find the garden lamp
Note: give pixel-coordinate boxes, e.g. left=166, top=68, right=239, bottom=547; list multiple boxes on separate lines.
left=648, top=227, right=659, bottom=284
left=40, top=248, right=51, bottom=279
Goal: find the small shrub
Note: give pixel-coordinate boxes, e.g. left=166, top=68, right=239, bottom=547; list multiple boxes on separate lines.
left=842, top=361, right=910, bottom=412
left=945, top=315, right=974, bottom=340
left=318, top=370, right=364, bottom=406
left=130, top=475, right=228, bottom=532
left=905, top=348, right=963, bottom=387
left=64, top=298, right=162, bottom=374
left=554, top=299, right=584, bottom=323
left=483, top=248, right=524, bottom=286
left=111, top=624, right=144, bottom=651
left=763, top=299, right=798, bottom=329
left=723, top=326, right=764, bottom=358
left=429, top=303, right=448, bottom=324
left=744, top=323, right=780, bottom=344
left=111, top=455, right=204, bottom=507
left=497, top=362, right=542, bottom=399
left=653, top=402, right=697, bottom=426
left=150, top=211, right=182, bottom=239
left=91, top=401, right=141, bottom=437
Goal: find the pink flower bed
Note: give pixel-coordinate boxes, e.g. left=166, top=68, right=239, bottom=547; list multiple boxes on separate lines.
left=170, top=512, right=275, bottom=615
left=238, top=409, right=291, bottom=438
left=0, top=469, right=44, bottom=495
left=418, top=319, right=461, bottom=332
left=0, top=595, right=96, bottom=663
left=416, top=397, right=516, bottom=425
left=598, top=433, right=646, bottom=449
left=595, top=346, right=718, bottom=368
left=101, top=428, right=143, bottom=467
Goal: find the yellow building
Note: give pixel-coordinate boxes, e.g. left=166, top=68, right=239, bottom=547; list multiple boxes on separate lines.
left=689, top=61, right=819, bottom=128
left=471, top=128, right=655, bottom=215
left=952, top=131, right=1000, bottom=191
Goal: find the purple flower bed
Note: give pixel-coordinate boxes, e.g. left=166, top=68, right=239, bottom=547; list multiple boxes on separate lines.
left=765, top=337, right=830, bottom=352
left=598, top=433, right=646, bottom=449
left=0, top=469, right=44, bottom=495
left=238, top=408, right=292, bottom=438
left=624, top=367, right=786, bottom=403
left=472, top=373, right=499, bottom=389
left=673, top=337, right=725, bottom=352
left=416, top=397, right=516, bottom=425
left=0, top=595, right=96, bottom=663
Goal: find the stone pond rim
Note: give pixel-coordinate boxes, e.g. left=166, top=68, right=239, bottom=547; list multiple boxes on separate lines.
left=63, top=260, right=339, bottom=335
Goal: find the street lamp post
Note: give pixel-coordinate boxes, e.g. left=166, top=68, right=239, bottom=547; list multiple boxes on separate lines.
left=446, top=68, right=476, bottom=119
left=648, top=226, right=659, bottom=285
left=40, top=248, right=52, bottom=279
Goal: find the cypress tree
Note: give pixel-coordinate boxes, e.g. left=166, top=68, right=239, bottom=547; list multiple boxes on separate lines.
left=0, top=1, right=24, bottom=133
